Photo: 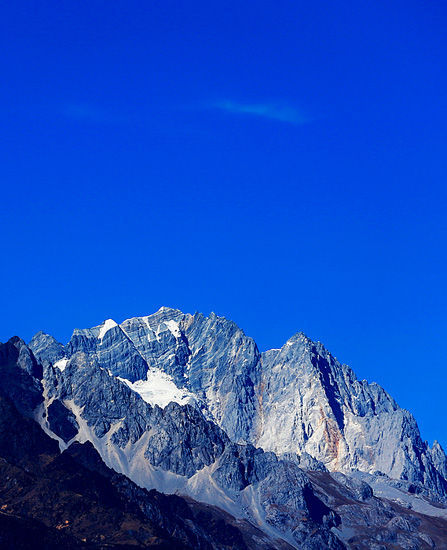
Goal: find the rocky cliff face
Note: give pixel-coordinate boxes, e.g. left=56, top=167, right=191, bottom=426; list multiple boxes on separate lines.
left=10, top=334, right=343, bottom=549
left=0, top=368, right=297, bottom=550
left=9, top=306, right=446, bottom=548
left=256, top=333, right=447, bottom=497
left=31, top=307, right=447, bottom=497
left=36, top=308, right=263, bottom=444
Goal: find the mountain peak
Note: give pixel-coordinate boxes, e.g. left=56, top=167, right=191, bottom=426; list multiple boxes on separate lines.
left=97, top=318, right=118, bottom=341
left=7, top=335, right=26, bottom=347
left=158, top=305, right=180, bottom=312
left=24, top=309, right=447, bottom=502
left=285, top=331, right=311, bottom=345
left=5, top=312, right=447, bottom=548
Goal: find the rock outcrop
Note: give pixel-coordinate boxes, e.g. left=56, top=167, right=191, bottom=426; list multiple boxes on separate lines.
left=9, top=306, right=445, bottom=548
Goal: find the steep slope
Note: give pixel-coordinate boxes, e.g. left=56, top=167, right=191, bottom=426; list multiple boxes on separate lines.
left=20, top=308, right=447, bottom=547
left=0, top=355, right=295, bottom=550
left=3, top=326, right=447, bottom=549
left=31, top=307, right=447, bottom=501
left=257, top=332, right=447, bottom=497
left=308, top=470, right=447, bottom=549
left=7, top=336, right=344, bottom=549
left=58, top=308, right=262, bottom=444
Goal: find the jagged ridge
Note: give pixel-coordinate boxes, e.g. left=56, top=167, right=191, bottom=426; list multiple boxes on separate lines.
left=29, top=307, right=447, bottom=498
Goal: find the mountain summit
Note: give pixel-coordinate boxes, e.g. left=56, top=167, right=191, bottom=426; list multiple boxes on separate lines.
left=30, top=307, right=447, bottom=496
left=1, top=308, right=446, bottom=548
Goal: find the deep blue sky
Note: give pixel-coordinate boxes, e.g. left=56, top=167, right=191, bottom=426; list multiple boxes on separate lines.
left=1, top=1, right=446, bottom=447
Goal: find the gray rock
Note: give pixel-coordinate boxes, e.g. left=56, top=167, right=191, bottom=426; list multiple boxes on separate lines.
left=30, top=308, right=447, bottom=500
left=47, top=399, right=79, bottom=442
left=37, top=345, right=344, bottom=548
left=29, top=331, right=65, bottom=364
left=67, top=322, right=149, bottom=382
left=18, top=307, right=447, bottom=548
left=430, top=440, right=447, bottom=480
left=282, top=451, right=328, bottom=472
left=331, top=472, right=373, bottom=501
left=0, top=337, right=43, bottom=416
left=256, top=333, right=447, bottom=498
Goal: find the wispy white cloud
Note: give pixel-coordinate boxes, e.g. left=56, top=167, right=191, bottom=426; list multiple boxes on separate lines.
left=58, top=100, right=309, bottom=127
left=60, top=103, right=132, bottom=124
left=211, top=100, right=308, bottom=125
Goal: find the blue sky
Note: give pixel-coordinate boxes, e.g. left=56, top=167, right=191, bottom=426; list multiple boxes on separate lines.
left=1, top=1, right=446, bottom=447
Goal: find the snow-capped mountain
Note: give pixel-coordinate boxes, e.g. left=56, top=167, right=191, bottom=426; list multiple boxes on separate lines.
left=2, top=306, right=447, bottom=548
left=30, top=307, right=447, bottom=496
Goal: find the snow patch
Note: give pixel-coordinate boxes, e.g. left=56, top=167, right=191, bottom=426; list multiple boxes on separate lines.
left=53, top=358, right=69, bottom=371
left=164, top=319, right=181, bottom=338
left=98, top=319, right=118, bottom=342
left=118, top=368, right=196, bottom=408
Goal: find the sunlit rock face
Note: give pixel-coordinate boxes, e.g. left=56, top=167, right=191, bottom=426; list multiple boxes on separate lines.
left=8, top=336, right=342, bottom=549
left=29, top=330, right=65, bottom=364
left=256, top=333, right=447, bottom=496
left=30, top=306, right=447, bottom=499
left=0, top=307, right=442, bottom=549
left=39, top=308, right=262, bottom=444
